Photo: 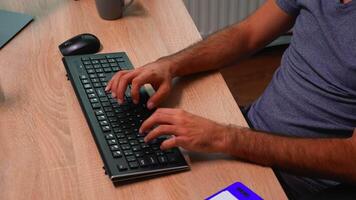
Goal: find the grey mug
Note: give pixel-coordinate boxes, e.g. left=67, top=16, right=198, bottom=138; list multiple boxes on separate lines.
left=95, top=0, right=134, bottom=20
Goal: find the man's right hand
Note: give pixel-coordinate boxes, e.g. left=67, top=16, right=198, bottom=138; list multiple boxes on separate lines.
left=105, top=58, right=174, bottom=110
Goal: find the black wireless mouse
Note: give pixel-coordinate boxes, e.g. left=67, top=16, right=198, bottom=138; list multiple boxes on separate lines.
left=59, top=33, right=101, bottom=56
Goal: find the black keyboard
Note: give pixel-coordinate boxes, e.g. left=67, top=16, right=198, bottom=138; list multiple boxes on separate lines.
left=62, top=52, right=189, bottom=183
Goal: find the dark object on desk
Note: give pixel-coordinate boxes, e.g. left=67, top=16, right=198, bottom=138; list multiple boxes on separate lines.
left=62, top=52, right=189, bottom=183
left=0, top=10, right=33, bottom=49
left=59, top=33, right=101, bottom=56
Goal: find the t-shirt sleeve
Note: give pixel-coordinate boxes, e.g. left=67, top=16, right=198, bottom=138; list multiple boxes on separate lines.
left=276, top=0, right=301, bottom=16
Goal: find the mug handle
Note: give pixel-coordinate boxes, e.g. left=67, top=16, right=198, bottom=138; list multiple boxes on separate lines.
left=124, top=0, right=134, bottom=9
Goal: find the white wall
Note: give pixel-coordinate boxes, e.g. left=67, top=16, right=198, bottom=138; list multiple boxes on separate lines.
left=183, top=0, right=265, bottom=38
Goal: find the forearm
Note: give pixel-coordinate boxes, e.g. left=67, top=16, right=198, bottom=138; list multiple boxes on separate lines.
left=164, top=22, right=257, bottom=77
left=224, top=126, right=356, bottom=183
left=160, top=0, right=295, bottom=77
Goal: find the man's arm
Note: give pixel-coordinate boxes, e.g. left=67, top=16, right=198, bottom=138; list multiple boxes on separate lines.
left=107, top=0, right=295, bottom=107
left=225, top=127, right=356, bottom=183
left=168, top=0, right=295, bottom=77
left=141, top=109, right=356, bottom=184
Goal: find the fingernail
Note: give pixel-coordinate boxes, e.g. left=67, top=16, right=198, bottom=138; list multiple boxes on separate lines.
left=117, top=98, right=122, bottom=104
left=133, top=99, right=138, bottom=104
left=147, top=102, right=154, bottom=110
left=144, top=137, right=148, bottom=143
left=112, top=92, right=116, bottom=98
left=105, top=86, right=109, bottom=91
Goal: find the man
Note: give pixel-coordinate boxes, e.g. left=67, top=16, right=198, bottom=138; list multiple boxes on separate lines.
left=106, top=0, right=356, bottom=198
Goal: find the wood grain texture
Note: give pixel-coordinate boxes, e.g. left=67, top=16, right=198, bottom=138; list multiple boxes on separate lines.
left=0, top=0, right=287, bottom=199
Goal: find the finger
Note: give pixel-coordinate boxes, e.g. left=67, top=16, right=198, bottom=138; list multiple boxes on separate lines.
left=105, top=71, right=120, bottom=91
left=147, top=83, right=171, bottom=109
left=115, top=72, right=137, bottom=103
left=131, top=75, right=148, bottom=104
left=110, top=71, right=129, bottom=98
left=160, top=136, right=179, bottom=150
left=144, top=125, right=177, bottom=142
left=139, top=112, right=175, bottom=133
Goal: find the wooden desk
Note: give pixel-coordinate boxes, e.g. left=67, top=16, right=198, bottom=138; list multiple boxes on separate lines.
left=0, top=0, right=287, bottom=199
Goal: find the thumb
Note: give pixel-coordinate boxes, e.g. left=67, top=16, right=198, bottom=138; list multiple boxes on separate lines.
left=147, top=83, right=171, bottom=109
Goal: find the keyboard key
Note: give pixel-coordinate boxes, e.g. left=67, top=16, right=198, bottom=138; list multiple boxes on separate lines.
left=116, top=134, right=125, bottom=139
left=104, top=68, right=112, bottom=72
left=111, top=122, right=119, bottom=128
left=158, top=156, right=168, bottom=164
left=126, top=156, right=136, bottom=162
left=129, top=161, right=139, bottom=169
left=86, top=88, right=94, bottom=94
left=95, top=110, right=104, bottom=115
left=99, top=77, right=108, bottom=82
left=118, top=164, right=128, bottom=171
left=141, top=144, right=149, bottom=149
left=135, top=152, right=144, bottom=158
left=92, top=60, right=99, bottom=64
left=132, top=145, right=141, bottom=152
left=85, top=65, right=93, bottom=69
left=98, top=73, right=105, bottom=78
left=124, top=150, right=133, bottom=156
left=110, top=145, right=120, bottom=151
left=105, top=133, right=115, bottom=139
left=127, top=134, right=136, bottom=140
left=147, top=155, right=158, bottom=165
left=93, top=83, right=101, bottom=88
left=113, top=128, right=123, bottom=133
left=138, top=158, right=148, bottom=167
left=108, top=117, right=118, bottom=122
left=102, top=125, right=111, bottom=132
left=112, top=151, right=122, bottom=158
left=80, top=75, right=88, bottom=79
left=90, top=98, right=99, bottom=103
left=116, top=57, right=125, bottom=62
left=100, top=59, right=108, bottom=64
left=97, top=115, right=106, bottom=121
left=100, top=120, right=109, bottom=126
left=81, top=79, right=90, bottom=84
left=81, top=57, right=90, bottom=61
left=89, top=74, right=97, bottom=78
left=102, top=102, right=111, bottom=107
left=119, top=139, right=128, bottom=144
left=96, top=88, right=106, bottom=97
left=87, top=69, right=95, bottom=74
left=91, top=103, right=101, bottom=109
left=83, top=84, right=92, bottom=89
left=95, top=68, right=103, bottom=73
left=83, top=61, right=91, bottom=65
left=112, top=67, right=120, bottom=72
left=129, top=140, right=139, bottom=146
left=107, top=139, right=117, bottom=145
left=88, top=93, right=96, bottom=98
left=91, top=78, right=99, bottom=83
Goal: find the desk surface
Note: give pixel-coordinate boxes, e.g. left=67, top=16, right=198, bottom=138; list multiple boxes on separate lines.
left=0, top=0, right=287, bottom=199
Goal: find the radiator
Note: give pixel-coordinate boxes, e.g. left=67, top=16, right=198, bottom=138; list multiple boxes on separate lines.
left=183, top=0, right=265, bottom=38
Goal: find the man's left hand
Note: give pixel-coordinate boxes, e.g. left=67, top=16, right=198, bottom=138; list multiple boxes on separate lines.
left=140, top=108, right=231, bottom=153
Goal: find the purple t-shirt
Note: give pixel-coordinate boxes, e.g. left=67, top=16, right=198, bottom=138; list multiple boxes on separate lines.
left=247, top=0, right=356, bottom=137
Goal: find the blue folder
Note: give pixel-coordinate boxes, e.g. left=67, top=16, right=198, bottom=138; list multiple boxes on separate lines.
left=0, top=9, right=33, bottom=48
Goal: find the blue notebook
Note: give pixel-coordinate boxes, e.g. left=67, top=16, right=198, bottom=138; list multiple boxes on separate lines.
left=0, top=9, right=33, bottom=48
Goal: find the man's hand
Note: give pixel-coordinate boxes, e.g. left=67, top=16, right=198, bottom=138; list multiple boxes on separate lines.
left=105, top=59, right=174, bottom=109
left=140, top=108, right=231, bottom=153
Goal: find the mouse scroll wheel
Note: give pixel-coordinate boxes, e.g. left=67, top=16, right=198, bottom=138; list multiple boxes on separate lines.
left=64, top=41, right=72, bottom=46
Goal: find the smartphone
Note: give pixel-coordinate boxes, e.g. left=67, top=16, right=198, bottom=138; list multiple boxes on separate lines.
left=206, top=182, right=263, bottom=200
